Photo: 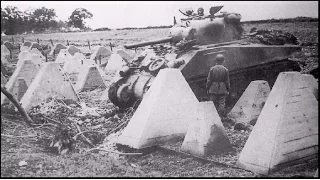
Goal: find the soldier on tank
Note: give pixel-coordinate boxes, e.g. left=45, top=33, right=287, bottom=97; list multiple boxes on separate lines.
left=206, top=54, right=230, bottom=118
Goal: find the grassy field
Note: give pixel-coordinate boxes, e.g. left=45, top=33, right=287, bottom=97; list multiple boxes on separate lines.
left=1, top=21, right=318, bottom=177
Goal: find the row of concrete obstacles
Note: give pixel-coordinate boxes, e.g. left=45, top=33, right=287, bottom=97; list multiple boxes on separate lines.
left=116, top=69, right=318, bottom=175
left=1, top=41, right=135, bottom=111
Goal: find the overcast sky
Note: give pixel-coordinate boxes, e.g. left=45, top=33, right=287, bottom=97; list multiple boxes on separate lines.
left=1, top=1, right=318, bottom=29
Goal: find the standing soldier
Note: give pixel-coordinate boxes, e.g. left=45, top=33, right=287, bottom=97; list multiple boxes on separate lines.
left=206, top=54, right=230, bottom=118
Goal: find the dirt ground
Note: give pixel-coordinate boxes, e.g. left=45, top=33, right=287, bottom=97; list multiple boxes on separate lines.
left=1, top=21, right=318, bottom=177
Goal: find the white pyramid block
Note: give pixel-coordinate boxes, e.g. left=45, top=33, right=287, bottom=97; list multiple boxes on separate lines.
left=228, top=80, right=270, bottom=125
left=55, top=49, right=74, bottom=65
left=181, top=101, right=232, bottom=157
left=67, top=45, right=81, bottom=55
left=17, top=50, right=45, bottom=68
left=237, top=72, right=318, bottom=175
left=6, top=77, right=29, bottom=109
left=1, top=60, right=41, bottom=105
left=1, top=72, right=7, bottom=86
left=20, top=46, right=30, bottom=52
left=22, top=41, right=32, bottom=47
left=20, top=62, right=79, bottom=112
left=50, top=43, right=67, bottom=55
left=3, top=41, right=13, bottom=50
left=104, top=54, right=127, bottom=75
left=1, top=54, right=9, bottom=65
left=1, top=45, right=10, bottom=56
left=16, top=77, right=28, bottom=101
left=90, top=46, right=112, bottom=63
left=29, top=42, right=41, bottom=50
left=117, top=68, right=199, bottom=149
left=116, top=49, right=133, bottom=62
left=74, top=65, right=106, bottom=92
left=1, top=60, right=7, bottom=75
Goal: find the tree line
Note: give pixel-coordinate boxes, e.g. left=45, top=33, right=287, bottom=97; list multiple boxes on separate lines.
left=1, top=6, right=93, bottom=35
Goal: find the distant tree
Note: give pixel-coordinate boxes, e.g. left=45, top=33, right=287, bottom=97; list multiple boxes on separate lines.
left=68, top=8, right=93, bottom=29
left=30, top=7, right=57, bottom=32
left=1, top=6, right=24, bottom=35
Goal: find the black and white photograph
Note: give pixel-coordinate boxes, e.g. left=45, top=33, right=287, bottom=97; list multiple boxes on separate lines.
left=1, top=1, right=318, bottom=177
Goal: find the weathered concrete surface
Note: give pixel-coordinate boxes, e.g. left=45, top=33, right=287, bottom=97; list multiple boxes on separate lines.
left=181, top=101, right=232, bottom=157
left=3, top=41, right=13, bottom=50
left=1, top=60, right=8, bottom=75
left=117, top=68, right=199, bottom=149
left=16, top=78, right=28, bottom=101
left=1, top=72, right=7, bottom=85
left=1, top=45, right=10, bottom=56
left=116, top=49, right=133, bottom=62
left=20, top=62, right=79, bottom=112
left=63, top=54, right=87, bottom=74
left=104, top=54, right=127, bottom=75
left=90, top=46, right=112, bottom=65
left=29, top=42, right=41, bottom=50
left=6, top=78, right=29, bottom=109
left=55, top=49, right=74, bottom=65
left=1, top=60, right=41, bottom=105
left=302, top=74, right=318, bottom=100
left=1, top=54, right=9, bottom=65
left=67, top=45, right=81, bottom=55
left=74, top=65, right=106, bottom=92
left=22, top=41, right=32, bottom=47
left=49, top=43, right=67, bottom=56
left=63, top=58, right=106, bottom=84
left=228, top=80, right=270, bottom=125
left=237, top=72, right=318, bottom=175
left=17, top=50, right=45, bottom=68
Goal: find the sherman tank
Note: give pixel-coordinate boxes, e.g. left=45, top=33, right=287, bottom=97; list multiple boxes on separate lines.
left=108, top=6, right=302, bottom=108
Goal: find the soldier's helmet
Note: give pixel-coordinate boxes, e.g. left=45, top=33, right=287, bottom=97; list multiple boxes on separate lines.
left=197, top=7, right=204, bottom=15
left=215, top=54, right=225, bottom=64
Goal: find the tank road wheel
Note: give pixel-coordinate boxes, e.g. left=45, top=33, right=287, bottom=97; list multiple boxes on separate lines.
left=149, top=58, right=166, bottom=74
left=108, top=80, right=136, bottom=108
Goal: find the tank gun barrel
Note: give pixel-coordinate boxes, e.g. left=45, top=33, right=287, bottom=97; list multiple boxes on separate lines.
left=124, top=37, right=172, bottom=49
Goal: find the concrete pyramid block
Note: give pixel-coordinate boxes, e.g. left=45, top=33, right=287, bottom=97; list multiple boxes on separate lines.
left=1, top=45, right=10, bottom=56
left=302, top=74, right=318, bottom=100
left=116, top=49, right=133, bottom=62
left=1, top=72, right=7, bottom=85
left=181, top=101, right=232, bottom=157
left=17, top=50, right=45, bottom=68
left=104, top=54, right=127, bottom=75
left=90, top=46, right=112, bottom=63
left=6, top=78, right=29, bottom=109
left=29, top=42, right=41, bottom=50
left=117, top=68, right=199, bottom=149
left=20, top=62, right=79, bottom=112
left=1, top=54, right=9, bottom=65
left=3, top=41, right=13, bottom=50
left=228, top=80, right=270, bottom=125
left=74, top=65, right=106, bottom=92
left=20, top=46, right=30, bottom=52
left=1, top=60, right=41, bottom=105
left=55, top=49, right=74, bottom=65
left=237, top=72, right=318, bottom=175
left=50, top=43, right=67, bottom=55
left=22, top=41, right=32, bottom=47
left=15, top=77, right=28, bottom=101
left=1, top=60, right=8, bottom=75
left=67, top=45, right=81, bottom=55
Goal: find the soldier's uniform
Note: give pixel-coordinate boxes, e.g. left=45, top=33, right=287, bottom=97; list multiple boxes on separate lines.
left=206, top=55, right=230, bottom=117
